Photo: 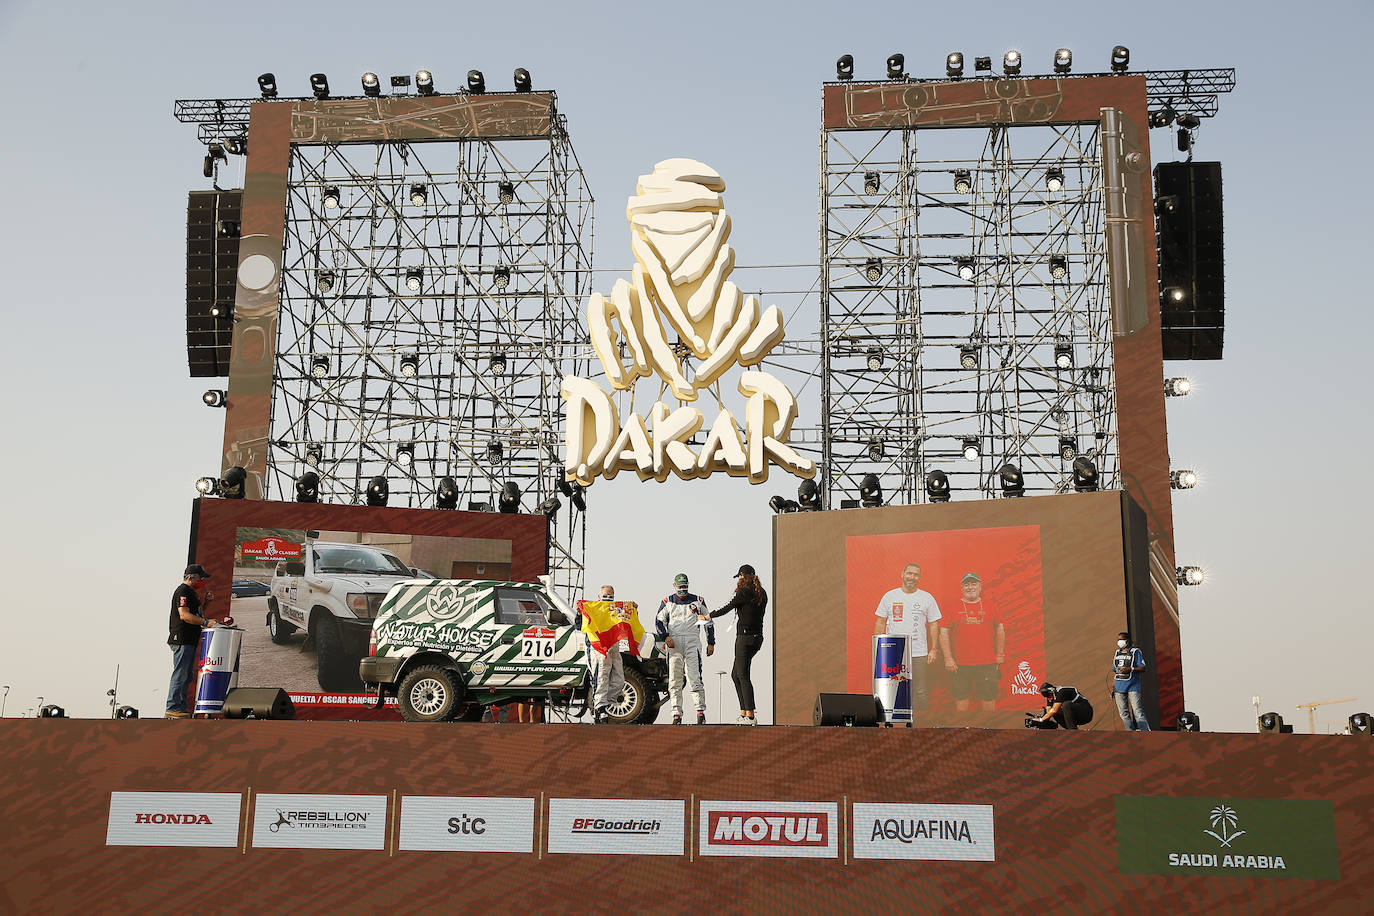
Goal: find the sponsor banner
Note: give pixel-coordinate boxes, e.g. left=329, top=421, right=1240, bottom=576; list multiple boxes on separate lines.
left=288, top=693, right=399, bottom=707
left=699, top=800, right=838, bottom=859
left=1115, top=796, right=1339, bottom=880
left=240, top=537, right=302, bottom=560
left=106, top=792, right=242, bottom=848
left=252, top=794, right=388, bottom=850
left=547, top=798, right=684, bottom=856
left=852, top=803, right=995, bottom=861
left=399, top=796, right=535, bottom=853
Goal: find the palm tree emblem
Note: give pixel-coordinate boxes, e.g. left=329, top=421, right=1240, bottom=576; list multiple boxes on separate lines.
left=1203, top=805, right=1246, bottom=847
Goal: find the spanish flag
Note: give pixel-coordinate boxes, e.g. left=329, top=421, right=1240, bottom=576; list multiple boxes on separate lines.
left=577, top=600, right=643, bottom=656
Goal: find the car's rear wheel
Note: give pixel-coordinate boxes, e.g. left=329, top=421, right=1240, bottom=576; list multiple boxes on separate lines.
left=268, top=606, right=296, bottom=645
left=315, top=618, right=362, bottom=691
left=399, top=666, right=461, bottom=722
left=604, top=666, right=651, bottom=725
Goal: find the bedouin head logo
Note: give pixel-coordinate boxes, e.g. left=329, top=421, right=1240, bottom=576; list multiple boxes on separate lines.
left=1203, top=805, right=1246, bottom=848
left=1013, top=662, right=1036, bottom=686
left=562, top=159, right=816, bottom=487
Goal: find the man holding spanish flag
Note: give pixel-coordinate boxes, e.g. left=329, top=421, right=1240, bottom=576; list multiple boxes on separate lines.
left=581, top=584, right=645, bottom=723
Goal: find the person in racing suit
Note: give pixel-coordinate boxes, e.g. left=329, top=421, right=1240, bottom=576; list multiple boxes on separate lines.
left=655, top=573, right=714, bottom=725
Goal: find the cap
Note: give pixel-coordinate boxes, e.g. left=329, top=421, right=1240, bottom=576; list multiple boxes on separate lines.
left=961, top=572, right=981, bottom=583
left=734, top=564, right=756, bottom=577
left=1039, top=682, right=1055, bottom=697
left=184, top=564, right=211, bottom=579
left=674, top=574, right=689, bottom=587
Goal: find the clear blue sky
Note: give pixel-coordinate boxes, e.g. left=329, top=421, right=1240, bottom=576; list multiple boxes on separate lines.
left=1, top=0, right=1370, bottom=731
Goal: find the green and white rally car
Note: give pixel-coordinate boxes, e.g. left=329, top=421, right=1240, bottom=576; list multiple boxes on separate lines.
left=359, top=578, right=669, bottom=725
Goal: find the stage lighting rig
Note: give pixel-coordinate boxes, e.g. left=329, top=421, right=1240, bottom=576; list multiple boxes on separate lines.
left=202, top=389, right=227, bottom=408
left=974, top=56, right=992, bottom=73
left=962, top=437, right=980, bottom=461
left=1072, top=456, right=1099, bottom=492
left=1149, top=108, right=1177, bottom=129
left=1350, top=712, right=1372, bottom=736
left=798, top=478, right=822, bottom=511
left=953, top=169, right=972, bottom=193
left=396, top=443, right=415, bottom=468
left=295, top=471, right=319, bottom=503
left=310, top=355, right=330, bottom=380
left=1002, top=50, right=1021, bottom=76
left=1164, top=377, right=1192, bottom=397
left=1258, top=712, right=1292, bottom=734
left=498, top=181, right=516, bottom=204
left=318, top=270, right=335, bottom=294
left=886, top=53, right=905, bottom=80
left=1170, top=469, right=1198, bottom=489
left=1111, top=46, right=1130, bottom=72
left=513, top=67, right=532, bottom=92
left=1054, top=48, right=1072, bottom=74
left=362, top=72, right=380, bottom=97
left=1176, top=566, right=1205, bottom=586
left=258, top=73, right=277, bottom=98
left=1176, top=711, right=1201, bottom=732
left=925, top=470, right=951, bottom=503
left=305, top=444, right=322, bottom=467
left=322, top=186, right=341, bottom=210
left=39, top=705, right=66, bottom=719
left=956, top=257, right=975, bottom=281
left=468, top=501, right=494, bottom=512
left=999, top=463, right=1025, bottom=497
left=1049, top=255, right=1068, bottom=280
left=1054, top=338, right=1073, bottom=370
left=487, top=439, right=503, bottom=462
left=570, top=483, right=586, bottom=511
left=864, top=258, right=883, bottom=283
left=310, top=73, right=330, bottom=100
left=1046, top=167, right=1065, bottom=192
left=436, top=476, right=459, bottom=509
left=416, top=69, right=435, bottom=95
left=405, top=268, right=423, bottom=292
left=366, top=476, right=389, bottom=507
left=836, top=54, right=854, bottom=81
left=115, top=705, right=140, bottom=720
left=867, top=438, right=884, bottom=461
left=959, top=345, right=979, bottom=370
left=489, top=352, right=508, bottom=375
left=538, top=496, right=562, bottom=518
left=859, top=474, right=883, bottom=508
left=1058, top=437, right=1077, bottom=461
left=769, top=495, right=800, bottom=514
left=946, top=52, right=964, bottom=79
left=467, top=69, right=486, bottom=93
left=493, top=267, right=511, bottom=291
left=220, top=466, right=247, bottom=499
left=863, top=171, right=880, bottom=195
left=195, top=476, right=219, bottom=496
left=499, top=481, right=521, bottom=513
left=409, top=183, right=427, bottom=206
left=865, top=347, right=883, bottom=372
left=399, top=353, right=419, bottom=377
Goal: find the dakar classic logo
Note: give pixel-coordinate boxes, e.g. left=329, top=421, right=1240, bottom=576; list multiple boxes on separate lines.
left=562, top=159, right=816, bottom=487
left=241, top=537, right=302, bottom=560
left=1167, top=805, right=1287, bottom=870
left=1011, top=661, right=1039, bottom=695
left=134, top=812, right=213, bottom=825
left=709, top=811, right=828, bottom=847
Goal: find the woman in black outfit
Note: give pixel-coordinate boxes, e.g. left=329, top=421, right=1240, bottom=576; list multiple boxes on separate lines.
left=707, top=564, right=767, bottom=725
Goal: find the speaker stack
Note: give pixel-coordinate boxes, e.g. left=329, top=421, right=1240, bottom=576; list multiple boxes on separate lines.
left=1154, top=161, right=1225, bottom=360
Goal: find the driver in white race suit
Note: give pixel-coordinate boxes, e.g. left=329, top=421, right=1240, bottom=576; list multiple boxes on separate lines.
left=655, top=573, right=715, bottom=725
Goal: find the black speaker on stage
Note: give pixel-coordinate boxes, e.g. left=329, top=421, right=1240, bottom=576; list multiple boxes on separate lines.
left=221, top=687, right=294, bottom=720
left=1154, top=161, right=1224, bottom=360
left=814, top=693, right=882, bottom=727
left=186, top=189, right=242, bottom=378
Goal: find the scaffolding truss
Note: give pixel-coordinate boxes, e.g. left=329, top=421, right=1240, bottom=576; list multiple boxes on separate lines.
left=820, top=122, right=1117, bottom=506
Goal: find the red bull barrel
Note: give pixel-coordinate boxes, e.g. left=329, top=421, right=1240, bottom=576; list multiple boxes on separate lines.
left=193, top=626, right=243, bottom=716
left=872, top=635, right=913, bottom=724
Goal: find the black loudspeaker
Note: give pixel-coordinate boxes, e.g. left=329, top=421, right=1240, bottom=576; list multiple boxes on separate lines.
left=1154, top=161, right=1224, bottom=360
left=186, top=189, right=242, bottom=378
left=221, top=687, right=294, bottom=720
left=1349, top=712, right=1372, bottom=736
left=814, top=693, right=882, bottom=727
left=1257, top=712, right=1293, bottom=734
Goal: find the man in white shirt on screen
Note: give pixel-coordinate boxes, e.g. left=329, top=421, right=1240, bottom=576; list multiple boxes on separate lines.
left=873, top=562, right=943, bottom=711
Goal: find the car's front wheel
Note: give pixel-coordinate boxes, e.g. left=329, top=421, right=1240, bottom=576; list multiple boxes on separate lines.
left=267, top=605, right=297, bottom=645
left=315, top=618, right=362, bottom=691
left=604, top=666, right=651, bottom=725
left=398, top=666, right=461, bottom=722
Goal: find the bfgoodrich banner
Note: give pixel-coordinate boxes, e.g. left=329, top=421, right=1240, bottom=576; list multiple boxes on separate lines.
left=1114, top=796, right=1339, bottom=880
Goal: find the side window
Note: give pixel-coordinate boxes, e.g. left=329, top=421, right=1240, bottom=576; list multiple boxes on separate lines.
left=495, top=590, right=549, bottom=627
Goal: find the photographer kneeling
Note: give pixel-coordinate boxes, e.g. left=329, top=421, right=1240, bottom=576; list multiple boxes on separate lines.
left=1026, top=681, right=1093, bottom=730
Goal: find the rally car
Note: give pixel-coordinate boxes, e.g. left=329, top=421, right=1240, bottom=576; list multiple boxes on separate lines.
left=358, top=578, right=669, bottom=725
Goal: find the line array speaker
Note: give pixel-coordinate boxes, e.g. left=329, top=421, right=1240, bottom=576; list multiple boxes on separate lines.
left=186, top=189, right=242, bottom=377
left=1155, top=161, right=1224, bottom=360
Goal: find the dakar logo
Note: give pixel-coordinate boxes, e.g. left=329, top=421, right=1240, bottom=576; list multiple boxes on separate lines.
left=1011, top=661, right=1039, bottom=695
left=1203, top=805, right=1246, bottom=848
left=562, top=159, right=816, bottom=486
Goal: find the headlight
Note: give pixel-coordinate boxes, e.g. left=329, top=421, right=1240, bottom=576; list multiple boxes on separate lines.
left=346, top=593, right=386, bottom=618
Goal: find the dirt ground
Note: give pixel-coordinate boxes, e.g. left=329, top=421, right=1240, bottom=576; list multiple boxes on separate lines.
left=229, top=595, right=334, bottom=693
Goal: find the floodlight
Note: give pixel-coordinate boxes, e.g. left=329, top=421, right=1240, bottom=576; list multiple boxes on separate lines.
left=959, top=345, right=979, bottom=370
left=436, top=476, right=459, bottom=510
left=410, top=183, right=427, bottom=206
left=493, top=267, right=511, bottom=291
left=1046, top=167, right=1065, bottom=192
left=305, top=444, right=322, bottom=467
left=1176, top=711, right=1201, bottom=732
left=322, top=186, right=340, bottom=210
left=864, top=258, right=883, bottom=283
left=863, top=171, right=880, bottom=195
left=956, top=257, right=975, bottom=281
left=1349, top=712, right=1372, bottom=735
left=1054, top=339, right=1073, bottom=370
left=570, top=483, right=586, bottom=511
left=318, top=270, right=335, bottom=293
left=310, top=73, right=330, bottom=100
left=925, top=469, right=951, bottom=503
left=513, top=67, right=532, bottom=92
left=405, top=268, right=423, bottom=292
left=1170, top=469, right=1198, bottom=490
left=396, top=442, right=414, bottom=468
left=490, top=352, right=508, bottom=374
left=1059, top=437, right=1077, bottom=461
left=867, top=438, right=884, bottom=461
left=538, top=496, right=562, bottom=518
left=210, top=302, right=233, bottom=320
left=866, top=347, right=883, bottom=372
left=399, top=353, right=419, bottom=378
left=1176, top=565, right=1205, bottom=586
left=1049, top=255, right=1068, bottom=280
left=258, top=73, right=278, bottom=98
left=195, top=476, right=219, bottom=496
left=886, top=53, right=905, bottom=80
left=294, top=471, right=319, bottom=503
left=1072, top=456, right=1098, bottom=492
left=859, top=474, right=883, bottom=508
left=1002, top=50, right=1021, bottom=75
left=499, top=481, right=521, bottom=513
left=362, top=72, right=380, bottom=97
left=487, top=439, right=504, bottom=461
left=416, top=69, right=434, bottom=95
left=999, top=463, right=1025, bottom=497
left=1164, top=377, right=1192, bottom=397
left=202, top=389, right=227, bottom=408
left=962, top=437, right=980, bottom=461
left=366, top=476, right=389, bottom=507
left=39, top=705, right=66, bottom=719
left=498, top=181, right=516, bottom=204
left=310, top=355, right=329, bottom=380
left=768, top=495, right=789, bottom=514
left=1177, top=113, right=1201, bottom=130
left=467, top=69, right=486, bottom=93
left=1149, top=108, right=1176, bottom=128
left=798, top=478, right=822, bottom=511
left=836, top=54, right=854, bottom=81
left=974, top=56, right=992, bottom=72
left=115, top=705, right=140, bottom=720
left=1111, top=45, right=1130, bottom=72
left=946, top=52, right=964, bottom=79
left=1054, top=48, right=1072, bottom=73
left=953, top=169, right=972, bottom=193
left=220, top=466, right=247, bottom=499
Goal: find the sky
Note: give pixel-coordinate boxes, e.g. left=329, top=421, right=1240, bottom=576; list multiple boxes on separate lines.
left=0, top=0, right=1370, bottom=732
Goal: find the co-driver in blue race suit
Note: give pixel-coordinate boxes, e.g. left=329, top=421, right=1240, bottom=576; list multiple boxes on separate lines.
left=655, top=574, right=714, bottom=725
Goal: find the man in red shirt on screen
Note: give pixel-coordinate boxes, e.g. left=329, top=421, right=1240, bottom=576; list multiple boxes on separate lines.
left=941, top=572, right=1005, bottom=712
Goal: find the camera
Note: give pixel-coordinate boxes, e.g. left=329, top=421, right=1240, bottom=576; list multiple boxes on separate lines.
left=1024, top=712, right=1041, bottom=729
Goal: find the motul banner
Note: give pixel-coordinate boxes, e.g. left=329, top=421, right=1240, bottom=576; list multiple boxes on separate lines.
left=698, top=800, right=838, bottom=859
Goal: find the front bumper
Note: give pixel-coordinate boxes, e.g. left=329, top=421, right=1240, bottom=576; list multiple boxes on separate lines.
left=359, top=655, right=403, bottom=686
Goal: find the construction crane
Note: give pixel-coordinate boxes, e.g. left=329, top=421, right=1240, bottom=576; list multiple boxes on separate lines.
left=1295, top=698, right=1358, bottom=734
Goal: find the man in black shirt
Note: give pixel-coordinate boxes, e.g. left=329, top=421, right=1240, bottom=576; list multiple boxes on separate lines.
left=166, top=564, right=216, bottom=718
left=1028, top=682, right=1094, bottom=730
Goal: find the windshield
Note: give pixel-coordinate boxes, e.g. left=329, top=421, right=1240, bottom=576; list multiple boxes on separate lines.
left=313, top=546, right=413, bottom=576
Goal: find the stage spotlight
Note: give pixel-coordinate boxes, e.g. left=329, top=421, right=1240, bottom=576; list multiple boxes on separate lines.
left=956, top=257, right=975, bottom=281
left=467, top=69, right=486, bottom=93
left=399, top=353, right=419, bottom=378
left=1046, top=167, right=1065, bottom=192
left=202, top=389, right=227, bottom=408
left=310, top=355, right=330, bottom=379
left=305, top=444, right=322, bottom=467
left=513, top=67, right=532, bottom=92
left=867, top=438, right=884, bottom=461
left=322, top=186, right=341, bottom=210
left=1155, top=194, right=1179, bottom=215
left=1164, top=377, right=1192, bottom=397
left=362, top=72, right=380, bottom=97
left=1349, top=712, right=1372, bottom=735
left=294, top=471, right=319, bottom=503
left=1176, top=565, right=1205, bottom=586
left=39, top=705, right=66, bottom=719
left=436, top=476, right=459, bottom=510
left=946, top=52, right=964, bottom=79
left=499, top=481, right=521, bottom=513
left=974, top=56, right=992, bottom=73
left=115, top=705, right=140, bottom=720
left=1059, top=437, right=1077, bottom=461
left=962, top=437, right=980, bottom=461
left=865, top=347, right=883, bottom=372
left=798, top=478, right=822, bottom=511
left=396, top=442, right=414, bottom=468
left=405, top=268, right=423, bottom=292
left=1072, top=456, right=1098, bottom=492
left=220, top=466, right=247, bottom=499
left=1258, top=712, right=1292, bottom=734
left=217, top=218, right=240, bottom=238
left=859, top=474, right=883, bottom=508
left=258, top=73, right=278, bottom=98
left=558, top=479, right=574, bottom=497
left=489, top=352, right=508, bottom=375
left=1162, top=286, right=1187, bottom=305
left=1176, top=126, right=1192, bottom=153
left=768, top=495, right=788, bottom=514
left=1171, top=469, right=1198, bottom=490
left=959, top=345, right=979, bottom=370
left=493, top=267, right=511, bottom=291
left=1111, top=45, right=1130, bottom=73
left=836, top=54, right=854, bottom=81
left=468, top=501, right=494, bottom=512
left=1054, top=339, right=1074, bottom=370
left=953, top=169, right=972, bottom=193
left=1049, top=255, right=1068, bottom=280
left=864, top=258, right=883, bottom=283
left=223, top=136, right=247, bottom=156
left=487, top=439, right=504, bottom=462
left=1176, top=711, right=1201, bottom=732
left=925, top=469, right=951, bottom=503
left=310, top=73, right=330, bottom=100
left=999, top=463, right=1025, bottom=497
left=1149, top=108, right=1176, bottom=129
left=1177, top=113, right=1201, bottom=131
left=570, top=482, right=586, bottom=511
left=195, top=476, right=219, bottom=496
left=366, top=476, right=389, bottom=506
left=318, top=270, right=335, bottom=294
left=1002, top=50, right=1021, bottom=76
left=498, top=181, right=516, bottom=204
left=886, top=53, right=905, bottom=80
left=538, top=496, right=561, bottom=518
left=410, top=183, right=427, bottom=206
left=210, top=302, right=233, bottom=320
left=1054, top=48, right=1072, bottom=73
left=416, top=69, right=435, bottom=95
left=863, top=171, right=880, bottom=195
